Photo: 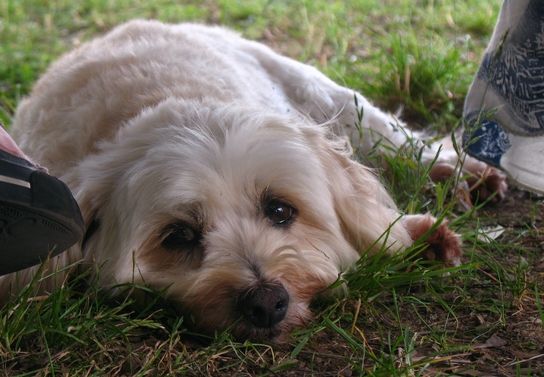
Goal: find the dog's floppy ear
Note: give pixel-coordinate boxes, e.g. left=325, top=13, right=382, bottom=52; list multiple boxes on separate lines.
left=66, top=154, right=121, bottom=252
left=73, top=181, right=105, bottom=251
left=306, top=127, right=413, bottom=254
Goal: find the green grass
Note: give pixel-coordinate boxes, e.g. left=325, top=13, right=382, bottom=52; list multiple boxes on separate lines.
left=1, top=0, right=543, bottom=376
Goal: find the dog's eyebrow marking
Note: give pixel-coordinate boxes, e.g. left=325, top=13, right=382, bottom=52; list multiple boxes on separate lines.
left=259, top=188, right=296, bottom=210
left=171, top=203, right=205, bottom=228
left=188, top=205, right=205, bottom=227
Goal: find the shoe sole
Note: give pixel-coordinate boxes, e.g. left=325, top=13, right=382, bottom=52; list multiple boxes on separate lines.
left=0, top=150, right=84, bottom=275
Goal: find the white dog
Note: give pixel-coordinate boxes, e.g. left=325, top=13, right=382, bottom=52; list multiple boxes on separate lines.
left=2, top=20, right=506, bottom=340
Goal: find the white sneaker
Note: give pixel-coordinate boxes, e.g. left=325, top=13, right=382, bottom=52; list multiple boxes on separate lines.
left=463, top=0, right=544, bottom=195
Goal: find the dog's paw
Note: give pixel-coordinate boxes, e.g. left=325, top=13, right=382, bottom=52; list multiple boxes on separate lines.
left=429, top=158, right=508, bottom=209
left=402, top=214, right=462, bottom=267
left=463, top=156, right=508, bottom=204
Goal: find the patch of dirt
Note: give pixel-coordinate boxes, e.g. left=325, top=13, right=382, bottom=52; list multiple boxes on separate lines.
left=481, top=188, right=543, bottom=228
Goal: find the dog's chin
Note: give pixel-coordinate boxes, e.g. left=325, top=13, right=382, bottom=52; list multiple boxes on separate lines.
left=193, top=305, right=312, bottom=343
left=223, top=321, right=285, bottom=342
left=229, top=321, right=295, bottom=343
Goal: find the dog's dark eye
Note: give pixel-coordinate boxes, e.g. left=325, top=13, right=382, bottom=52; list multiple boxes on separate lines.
left=161, top=223, right=201, bottom=250
left=264, top=199, right=296, bottom=226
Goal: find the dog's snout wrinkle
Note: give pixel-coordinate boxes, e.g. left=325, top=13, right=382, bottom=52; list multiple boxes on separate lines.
left=238, top=282, right=289, bottom=328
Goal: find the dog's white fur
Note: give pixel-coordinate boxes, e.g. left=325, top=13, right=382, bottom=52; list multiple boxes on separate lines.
left=3, top=20, right=500, bottom=339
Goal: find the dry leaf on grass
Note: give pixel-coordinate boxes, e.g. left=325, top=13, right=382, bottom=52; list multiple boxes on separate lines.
left=474, top=333, right=507, bottom=349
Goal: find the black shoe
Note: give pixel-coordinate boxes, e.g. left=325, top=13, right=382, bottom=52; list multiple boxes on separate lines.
left=0, top=150, right=84, bottom=276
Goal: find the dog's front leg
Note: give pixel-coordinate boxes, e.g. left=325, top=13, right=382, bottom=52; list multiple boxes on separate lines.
left=401, top=214, right=462, bottom=267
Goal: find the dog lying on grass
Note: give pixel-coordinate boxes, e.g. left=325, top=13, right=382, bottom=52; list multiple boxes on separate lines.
left=1, top=20, right=507, bottom=340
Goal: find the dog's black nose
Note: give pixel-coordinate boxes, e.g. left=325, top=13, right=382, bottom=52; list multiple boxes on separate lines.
left=238, top=283, right=289, bottom=328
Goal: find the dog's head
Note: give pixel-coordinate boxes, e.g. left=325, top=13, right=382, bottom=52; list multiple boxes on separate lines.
left=74, top=99, right=412, bottom=340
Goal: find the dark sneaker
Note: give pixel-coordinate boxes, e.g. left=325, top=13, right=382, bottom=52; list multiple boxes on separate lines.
left=463, top=0, right=544, bottom=195
left=0, top=149, right=84, bottom=276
